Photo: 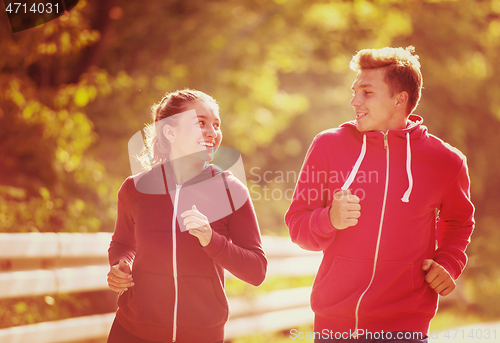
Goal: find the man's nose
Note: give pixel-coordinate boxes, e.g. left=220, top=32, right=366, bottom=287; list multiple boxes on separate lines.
left=350, top=94, right=361, bottom=107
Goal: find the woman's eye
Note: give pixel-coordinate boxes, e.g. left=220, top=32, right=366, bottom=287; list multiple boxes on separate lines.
left=198, top=121, right=204, bottom=126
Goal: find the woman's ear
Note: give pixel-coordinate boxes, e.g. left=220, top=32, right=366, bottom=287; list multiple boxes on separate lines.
left=163, top=124, right=175, bottom=143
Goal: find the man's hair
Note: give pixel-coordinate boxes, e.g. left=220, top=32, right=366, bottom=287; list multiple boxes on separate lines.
left=349, top=46, right=423, bottom=114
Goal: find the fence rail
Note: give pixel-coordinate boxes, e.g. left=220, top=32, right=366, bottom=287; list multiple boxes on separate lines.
left=0, top=233, right=322, bottom=343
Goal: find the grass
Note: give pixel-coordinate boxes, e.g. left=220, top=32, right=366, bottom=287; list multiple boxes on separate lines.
left=225, top=275, right=315, bottom=298
left=225, top=274, right=498, bottom=342
left=231, top=325, right=315, bottom=343
left=228, top=306, right=493, bottom=343
left=430, top=307, right=490, bottom=333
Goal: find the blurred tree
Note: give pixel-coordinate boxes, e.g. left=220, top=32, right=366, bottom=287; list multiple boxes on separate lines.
left=401, top=0, right=500, bottom=316
left=0, top=0, right=411, bottom=234
left=0, top=0, right=118, bottom=232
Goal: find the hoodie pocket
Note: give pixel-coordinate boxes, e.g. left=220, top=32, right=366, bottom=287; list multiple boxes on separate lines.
left=311, top=256, right=372, bottom=316
left=124, top=272, right=174, bottom=326
left=359, top=261, right=416, bottom=317
left=177, top=275, right=229, bottom=329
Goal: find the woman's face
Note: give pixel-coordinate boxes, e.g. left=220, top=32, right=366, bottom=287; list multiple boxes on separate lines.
left=164, top=100, right=222, bottom=162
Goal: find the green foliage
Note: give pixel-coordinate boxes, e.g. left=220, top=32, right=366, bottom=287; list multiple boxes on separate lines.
left=225, top=275, right=314, bottom=298
left=430, top=308, right=486, bottom=333
left=0, top=0, right=117, bottom=232
left=398, top=1, right=500, bottom=317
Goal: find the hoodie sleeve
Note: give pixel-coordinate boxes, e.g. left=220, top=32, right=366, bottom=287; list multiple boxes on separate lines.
left=285, top=134, right=338, bottom=251
left=434, top=158, right=475, bottom=280
left=108, top=178, right=137, bottom=267
left=202, top=180, right=267, bottom=286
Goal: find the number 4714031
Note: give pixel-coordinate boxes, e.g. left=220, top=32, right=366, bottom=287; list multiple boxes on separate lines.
left=441, top=328, right=497, bottom=340
left=5, top=3, right=60, bottom=14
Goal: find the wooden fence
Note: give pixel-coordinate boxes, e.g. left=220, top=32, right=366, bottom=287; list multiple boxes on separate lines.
left=0, top=233, right=322, bottom=343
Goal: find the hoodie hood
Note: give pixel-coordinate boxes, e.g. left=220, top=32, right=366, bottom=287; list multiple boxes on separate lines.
left=340, top=114, right=425, bottom=137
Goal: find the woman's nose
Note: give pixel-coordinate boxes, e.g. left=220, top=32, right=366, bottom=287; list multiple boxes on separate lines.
left=204, top=125, right=217, bottom=138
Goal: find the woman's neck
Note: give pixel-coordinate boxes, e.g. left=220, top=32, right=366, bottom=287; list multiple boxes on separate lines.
left=169, top=157, right=206, bottom=185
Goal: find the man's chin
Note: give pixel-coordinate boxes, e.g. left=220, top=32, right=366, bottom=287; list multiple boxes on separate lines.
left=356, top=120, right=376, bottom=132
left=356, top=122, right=367, bottom=131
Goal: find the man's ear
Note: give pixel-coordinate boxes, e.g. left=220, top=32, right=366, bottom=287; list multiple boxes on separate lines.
left=395, top=91, right=409, bottom=110
left=163, top=125, right=175, bottom=143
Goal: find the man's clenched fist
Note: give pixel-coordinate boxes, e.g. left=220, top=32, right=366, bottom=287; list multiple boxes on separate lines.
left=422, top=259, right=456, bottom=296
left=329, top=189, right=361, bottom=230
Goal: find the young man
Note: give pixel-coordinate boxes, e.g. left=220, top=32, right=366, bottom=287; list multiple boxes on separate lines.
left=285, top=47, right=474, bottom=342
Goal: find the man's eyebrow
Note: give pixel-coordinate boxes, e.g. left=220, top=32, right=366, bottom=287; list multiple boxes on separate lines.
left=352, top=83, right=374, bottom=90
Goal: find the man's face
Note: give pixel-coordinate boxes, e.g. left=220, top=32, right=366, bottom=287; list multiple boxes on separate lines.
left=350, top=68, right=405, bottom=132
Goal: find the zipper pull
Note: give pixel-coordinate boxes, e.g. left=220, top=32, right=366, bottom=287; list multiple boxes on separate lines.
left=383, top=132, right=388, bottom=149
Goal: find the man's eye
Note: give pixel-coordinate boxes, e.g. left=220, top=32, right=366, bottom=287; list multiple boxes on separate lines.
left=198, top=121, right=204, bottom=126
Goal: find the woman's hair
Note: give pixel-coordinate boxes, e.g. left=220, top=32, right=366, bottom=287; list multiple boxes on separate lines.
left=349, top=46, right=423, bottom=115
left=138, top=89, right=219, bottom=169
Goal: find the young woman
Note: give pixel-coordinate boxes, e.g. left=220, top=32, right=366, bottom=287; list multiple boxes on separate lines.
left=107, top=89, right=267, bottom=343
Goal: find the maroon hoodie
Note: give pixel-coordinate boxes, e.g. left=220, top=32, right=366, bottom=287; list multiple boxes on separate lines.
left=109, top=163, right=267, bottom=343
left=285, top=115, right=474, bottom=338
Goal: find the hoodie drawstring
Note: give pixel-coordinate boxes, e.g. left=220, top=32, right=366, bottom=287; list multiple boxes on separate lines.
left=342, top=135, right=367, bottom=190
left=401, top=132, right=413, bottom=202
left=341, top=133, right=413, bottom=203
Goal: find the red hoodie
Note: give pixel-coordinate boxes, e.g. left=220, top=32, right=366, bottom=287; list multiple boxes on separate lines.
left=285, top=115, right=474, bottom=338
left=109, top=163, right=267, bottom=343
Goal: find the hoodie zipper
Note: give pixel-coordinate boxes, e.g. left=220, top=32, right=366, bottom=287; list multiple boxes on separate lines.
left=353, top=132, right=390, bottom=337
left=172, top=184, right=181, bottom=342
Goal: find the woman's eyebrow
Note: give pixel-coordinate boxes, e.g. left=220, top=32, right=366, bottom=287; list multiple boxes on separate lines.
left=197, top=114, right=220, bottom=122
